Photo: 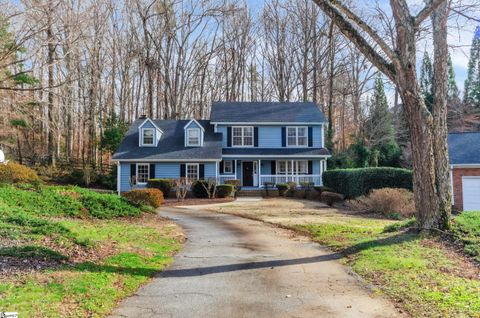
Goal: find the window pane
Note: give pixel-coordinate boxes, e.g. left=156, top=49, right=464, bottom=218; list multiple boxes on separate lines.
left=298, top=136, right=307, bottom=146
left=244, top=136, right=253, bottom=146
left=188, top=129, right=200, bottom=145
left=287, top=137, right=296, bottom=146
left=297, top=161, right=308, bottom=174
left=143, top=129, right=154, bottom=144
left=224, top=161, right=233, bottom=173
left=278, top=161, right=286, bottom=174
left=297, top=127, right=306, bottom=136
left=137, top=164, right=149, bottom=183
left=233, top=137, right=242, bottom=146
left=233, top=127, right=242, bottom=136
left=186, top=164, right=198, bottom=180
left=243, top=127, right=253, bottom=136
left=287, top=127, right=296, bottom=137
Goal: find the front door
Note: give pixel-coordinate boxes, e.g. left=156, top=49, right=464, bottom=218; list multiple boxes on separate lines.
left=242, top=161, right=254, bottom=187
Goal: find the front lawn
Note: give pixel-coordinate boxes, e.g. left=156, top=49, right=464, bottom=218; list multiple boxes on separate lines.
left=208, top=199, right=480, bottom=318
left=0, top=185, right=182, bottom=317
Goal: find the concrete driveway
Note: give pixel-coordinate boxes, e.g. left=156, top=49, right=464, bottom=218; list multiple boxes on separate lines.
left=109, top=207, right=404, bottom=318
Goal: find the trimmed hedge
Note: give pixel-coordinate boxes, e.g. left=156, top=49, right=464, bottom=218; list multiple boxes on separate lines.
left=216, top=184, right=235, bottom=198
left=123, top=188, right=164, bottom=208
left=322, top=167, right=412, bottom=198
left=276, top=183, right=288, bottom=196
left=147, top=178, right=174, bottom=198
left=191, top=180, right=213, bottom=198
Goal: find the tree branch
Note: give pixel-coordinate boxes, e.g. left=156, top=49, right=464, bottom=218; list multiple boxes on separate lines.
left=415, top=0, right=447, bottom=27
left=311, top=0, right=396, bottom=80
left=329, top=0, right=395, bottom=61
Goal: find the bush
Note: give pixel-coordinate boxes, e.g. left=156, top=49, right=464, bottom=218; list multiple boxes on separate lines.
left=0, top=162, right=41, bottom=185
left=147, top=178, right=174, bottom=198
left=314, top=186, right=333, bottom=195
left=276, top=183, right=288, bottom=196
left=216, top=184, right=235, bottom=198
left=322, top=167, right=412, bottom=198
left=347, top=188, right=415, bottom=219
left=320, top=191, right=345, bottom=206
left=123, top=188, right=164, bottom=208
left=224, top=179, right=241, bottom=191
left=191, top=180, right=213, bottom=198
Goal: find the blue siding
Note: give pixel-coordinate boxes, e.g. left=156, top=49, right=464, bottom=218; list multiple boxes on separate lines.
left=261, top=160, right=271, bottom=175
left=119, top=161, right=216, bottom=193
left=258, top=126, right=282, bottom=148
left=217, top=124, right=324, bottom=148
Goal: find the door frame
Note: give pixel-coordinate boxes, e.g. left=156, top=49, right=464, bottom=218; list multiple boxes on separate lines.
left=242, top=161, right=255, bottom=187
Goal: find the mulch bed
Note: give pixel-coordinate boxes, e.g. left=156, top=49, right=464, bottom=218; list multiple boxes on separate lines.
left=162, top=197, right=235, bottom=207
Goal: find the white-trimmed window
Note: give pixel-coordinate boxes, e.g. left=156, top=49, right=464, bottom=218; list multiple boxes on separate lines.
left=186, top=163, right=199, bottom=181
left=142, top=128, right=155, bottom=146
left=276, top=160, right=308, bottom=175
left=186, top=128, right=201, bottom=146
left=223, top=160, right=233, bottom=174
left=137, top=163, right=150, bottom=184
left=232, top=126, right=254, bottom=147
left=287, top=127, right=308, bottom=147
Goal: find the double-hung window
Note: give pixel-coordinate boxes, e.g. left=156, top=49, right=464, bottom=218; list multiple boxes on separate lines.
left=142, top=128, right=155, bottom=146
left=223, top=160, right=233, bottom=174
left=232, top=126, right=253, bottom=147
left=186, top=163, right=199, bottom=181
left=276, top=160, right=308, bottom=175
left=287, top=127, right=307, bottom=147
left=136, top=163, right=150, bottom=184
left=186, top=128, right=200, bottom=146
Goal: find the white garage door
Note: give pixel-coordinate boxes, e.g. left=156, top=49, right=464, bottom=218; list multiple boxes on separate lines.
left=462, top=177, right=480, bottom=211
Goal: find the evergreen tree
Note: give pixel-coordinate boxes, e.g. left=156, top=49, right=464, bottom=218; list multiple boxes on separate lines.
left=464, top=26, right=480, bottom=107
left=420, top=51, right=434, bottom=111
left=364, top=75, right=400, bottom=167
left=447, top=54, right=460, bottom=100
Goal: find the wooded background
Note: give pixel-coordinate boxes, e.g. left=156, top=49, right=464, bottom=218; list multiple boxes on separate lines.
left=0, top=0, right=478, bottom=171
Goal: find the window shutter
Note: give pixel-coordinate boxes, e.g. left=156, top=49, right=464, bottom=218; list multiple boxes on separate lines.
left=180, top=164, right=186, bottom=177
left=254, top=127, right=259, bottom=147
left=199, top=164, right=205, bottom=179
left=281, top=127, right=286, bottom=147
left=271, top=161, right=276, bottom=175
left=130, top=164, right=136, bottom=185
left=232, top=161, right=236, bottom=174
left=308, top=127, right=313, bottom=147
left=227, top=127, right=232, bottom=147
left=219, top=161, right=224, bottom=174
left=149, top=164, right=155, bottom=179
left=308, top=161, right=313, bottom=175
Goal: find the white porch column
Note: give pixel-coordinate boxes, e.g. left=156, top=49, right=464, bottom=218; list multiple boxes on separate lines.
left=258, top=159, right=261, bottom=187
left=235, top=160, right=238, bottom=180
left=215, top=161, right=219, bottom=183
left=117, top=163, right=121, bottom=195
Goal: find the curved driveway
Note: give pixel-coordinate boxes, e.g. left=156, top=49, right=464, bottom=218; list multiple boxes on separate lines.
left=109, top=207, right=403, bottom=318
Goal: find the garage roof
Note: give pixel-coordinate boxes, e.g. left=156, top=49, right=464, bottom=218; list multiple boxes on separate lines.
left=448, top=132, right=480, bottom=165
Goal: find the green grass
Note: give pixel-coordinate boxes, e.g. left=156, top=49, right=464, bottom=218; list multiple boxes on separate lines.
left=0, top=184, right=181, bottom=317
left=296, top=217, right=480, bottom=318
left=451, top=212, right=480, bottom=262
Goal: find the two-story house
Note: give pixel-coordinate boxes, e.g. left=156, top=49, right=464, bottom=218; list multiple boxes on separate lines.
left=112, top=102, right=330, bottom=194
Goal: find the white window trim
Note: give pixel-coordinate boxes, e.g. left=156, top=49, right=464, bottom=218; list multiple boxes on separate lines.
left=141, top=128, right=155, bottom=146
left=136, top=163, right=150, bottom=185
left=286, top=126, right=308, bottom=147
left=223, top=160, right=233, bottom=174
left=186, top=128, right=201, bottom=146
left=232, top=126, right=254, bottom=147
left=276, top=160, right=309, bottom=175
left=186, top=163, right=200, bottom=181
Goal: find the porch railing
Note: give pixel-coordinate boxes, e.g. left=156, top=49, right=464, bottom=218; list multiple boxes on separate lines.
left=260, top=175, right=322, bottom=187
left=217, top=175, right=237, bottom=185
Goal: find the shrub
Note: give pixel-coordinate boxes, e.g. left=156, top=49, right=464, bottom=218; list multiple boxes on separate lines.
left=0, top=162, right=41, bottom=185
left=320, top=191, right=345, bottom=206
left=147, top=178, right=174, bottom=198
left=216, top=184, right=235, bottom=198
left=123, top=188, right=164, bottom=208
left=347, top=188, right=415, bottom=219
left=191, top=180, right=212, bottom=198
left=299, top=181, right=314, bottom=198
left=276, top=183, right=288, bottom=196
left=322, top=167, right=412, bottom=198
left=224, top=179, right=241, bottom=191
left=314, top=186, right=333, bottom=195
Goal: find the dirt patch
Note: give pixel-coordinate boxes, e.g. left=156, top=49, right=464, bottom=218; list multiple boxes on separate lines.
left=163, top=197, right=234, bottom=207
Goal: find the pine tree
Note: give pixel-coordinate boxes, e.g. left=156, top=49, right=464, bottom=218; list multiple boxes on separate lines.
left=447, top=54, right=459, bottom=100
left=464, top=26, right=480, bottom=107
left=363, top=75, right=400, bottom=166
left=420, top=51, right=434, bottom=111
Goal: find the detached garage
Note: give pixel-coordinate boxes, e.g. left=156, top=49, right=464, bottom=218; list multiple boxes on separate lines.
left=448, top=132, right=480, bottom=211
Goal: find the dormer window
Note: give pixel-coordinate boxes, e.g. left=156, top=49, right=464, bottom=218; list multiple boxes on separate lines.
left=142, top=128, right=155, bottom=146
left=186, top=128, right=201, bottom=146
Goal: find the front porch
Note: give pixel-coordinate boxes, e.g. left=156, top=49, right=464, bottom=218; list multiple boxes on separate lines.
left=217, top=158, right=326, bottom=188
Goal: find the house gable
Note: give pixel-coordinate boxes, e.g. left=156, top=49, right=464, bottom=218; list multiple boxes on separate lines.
left=184, top=119, right=205, bottom=147
left=138, top=118, right=163, bottom=147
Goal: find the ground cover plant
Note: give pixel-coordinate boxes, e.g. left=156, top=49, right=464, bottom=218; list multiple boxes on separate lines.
left=0, top=183, right=182, bottom=317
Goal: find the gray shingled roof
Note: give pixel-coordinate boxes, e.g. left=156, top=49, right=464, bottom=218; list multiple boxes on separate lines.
left=112, top=119, right=222, bottom=160
left=448, top=132, right=480, bottom=165
left=210, top=102, right=326, bottom=123
left=222, top=148, right=330, bottom=156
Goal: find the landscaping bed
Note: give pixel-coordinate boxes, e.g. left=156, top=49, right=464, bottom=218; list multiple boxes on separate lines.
left=163, top=197, right=235, bottom=207
left=206, top=198, right=480, bottom=318
left=0, top=184, right=183, bottom=317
